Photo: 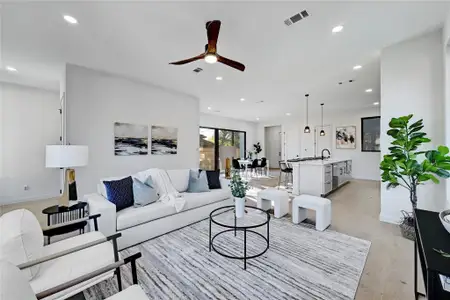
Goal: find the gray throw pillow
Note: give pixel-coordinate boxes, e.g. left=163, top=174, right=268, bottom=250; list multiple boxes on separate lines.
left=187, top=169, right=210, bottom=193
left=133, top=176, right=159, bottom=207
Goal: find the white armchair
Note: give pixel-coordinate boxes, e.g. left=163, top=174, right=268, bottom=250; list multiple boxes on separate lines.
left=0, top=209, right=121, bottom=300
left=0, top=253, right=149, bottom=300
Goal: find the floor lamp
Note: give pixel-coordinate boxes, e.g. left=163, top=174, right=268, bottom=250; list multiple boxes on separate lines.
left=45, top=145, right=88, bottom=207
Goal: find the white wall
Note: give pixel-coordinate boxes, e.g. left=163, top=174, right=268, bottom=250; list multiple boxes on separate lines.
left=199, top=113, right=258, bottom=150
left=443, top=13, right=450, bottom=207
left=380, top=29, right=446, bottom=223
left=256, top=107, right=381, bottom=180
left=0, top=82, right=60, bottom=204
left=66, top=64, right=200, bottom=197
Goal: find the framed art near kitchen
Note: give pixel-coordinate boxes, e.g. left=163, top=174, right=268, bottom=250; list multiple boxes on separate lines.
left=361, top=116, right=380, bottom=152
left=336, top=125, right=356, bottom=149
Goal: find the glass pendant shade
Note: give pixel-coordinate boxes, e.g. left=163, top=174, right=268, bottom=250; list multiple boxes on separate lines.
left=319, top=103, right=325, bottom=136
left=303, top=94, right=310, bottom=133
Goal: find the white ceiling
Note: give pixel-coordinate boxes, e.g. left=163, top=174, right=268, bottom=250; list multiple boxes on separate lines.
left=1, top=1, right=449, bottom=121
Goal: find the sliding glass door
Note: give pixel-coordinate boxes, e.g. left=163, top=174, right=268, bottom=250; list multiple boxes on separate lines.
left=199, top=128, right=215, bottom=170
left=199, top=127, right=246, bottom=171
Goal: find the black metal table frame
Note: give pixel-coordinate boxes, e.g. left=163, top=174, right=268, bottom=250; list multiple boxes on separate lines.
left=209, top=205, right=270, bottom=270
left=414, top=210, right=450, bottom=299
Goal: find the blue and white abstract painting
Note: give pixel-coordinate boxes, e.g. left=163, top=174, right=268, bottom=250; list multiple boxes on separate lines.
left=151, top=126, right=178, bottom=155
left=114, top=122, right=148, bottom=156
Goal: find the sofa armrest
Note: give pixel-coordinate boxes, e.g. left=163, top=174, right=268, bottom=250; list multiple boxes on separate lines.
left=18, top=233, right=121, bottom=270
left=85, top=193, right=117, bottom=237
left=220, top=177, right=231, bottom=191
left=36, top=252, right=141, bottom=300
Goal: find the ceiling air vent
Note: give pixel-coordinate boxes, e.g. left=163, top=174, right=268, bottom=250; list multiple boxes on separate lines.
left=284, top=10, right=310, bottom=26
left=193, top=67, right=203, bottom=73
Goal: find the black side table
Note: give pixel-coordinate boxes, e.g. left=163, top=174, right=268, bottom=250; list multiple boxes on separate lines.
left=42, top=202, right=88, bottom=244
left=414, top=209, right=450, bottom=299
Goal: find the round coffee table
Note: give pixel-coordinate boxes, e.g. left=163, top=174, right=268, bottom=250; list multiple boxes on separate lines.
left=209, top=205, right=270, bottom=270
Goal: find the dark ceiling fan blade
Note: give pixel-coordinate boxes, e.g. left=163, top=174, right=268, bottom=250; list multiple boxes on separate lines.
left=169, top=53, right=205, bottom=65
left=206, top=20, right=221, bottom=52
left=217, top=55, right=245, bottom=72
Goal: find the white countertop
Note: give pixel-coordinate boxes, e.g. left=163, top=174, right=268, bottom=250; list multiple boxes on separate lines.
left=290, top=158, right=351, bottom=166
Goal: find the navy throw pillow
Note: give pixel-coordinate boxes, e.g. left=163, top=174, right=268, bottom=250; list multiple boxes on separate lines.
left=103, top=176, right=134, bottom=211
left=199, top=169, right=221, bottom=189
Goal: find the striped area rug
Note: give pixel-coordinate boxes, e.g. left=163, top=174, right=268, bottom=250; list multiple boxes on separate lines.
left=84, top=211, right=370, bottom=300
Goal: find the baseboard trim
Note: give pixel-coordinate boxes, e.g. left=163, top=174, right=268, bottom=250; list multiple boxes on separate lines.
left=379, top=212, right=400, bottom=224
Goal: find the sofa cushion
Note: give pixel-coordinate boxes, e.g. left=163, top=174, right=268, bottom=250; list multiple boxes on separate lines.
left=30, top=231, right=115, bottom=296
left=0, top=209, right=43, bottom=280
left=132, top=177, right=159, bottom=207
left=183, top=189, right=232, bottom=210
left=116, top=202, right=176, bottom=231
left=103, top=176, right=134, bottom=212
left=116, top=188, right=232, bottom=231
left=187, top=170, right=210, bottom=193
left=166, top=169, right=190, bottom=192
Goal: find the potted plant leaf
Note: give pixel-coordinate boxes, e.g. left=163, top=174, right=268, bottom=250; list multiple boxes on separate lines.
left=253, top=142, right=262, bottom=159
left=380, top=114, right=450, bottom=240
left=229, top=172, right=250, bottom=218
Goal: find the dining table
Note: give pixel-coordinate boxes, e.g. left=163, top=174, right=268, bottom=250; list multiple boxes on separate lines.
left=237, top=158, right=270, bottom=177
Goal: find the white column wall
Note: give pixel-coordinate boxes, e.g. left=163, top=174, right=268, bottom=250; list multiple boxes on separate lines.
left=380, top=29, right=446, bottom=223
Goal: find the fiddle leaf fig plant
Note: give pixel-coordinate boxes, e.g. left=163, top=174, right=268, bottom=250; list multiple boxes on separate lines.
left=380, top=114, right=450, bottom=209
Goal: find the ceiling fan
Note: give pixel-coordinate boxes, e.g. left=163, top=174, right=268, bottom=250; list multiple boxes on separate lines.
left=169, top=20, right=245, bottom=72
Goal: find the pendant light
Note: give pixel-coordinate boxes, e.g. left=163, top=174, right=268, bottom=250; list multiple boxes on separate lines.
left=303, top=94, right=310, bottom=133
left=319, top=103, right=325, bottom=136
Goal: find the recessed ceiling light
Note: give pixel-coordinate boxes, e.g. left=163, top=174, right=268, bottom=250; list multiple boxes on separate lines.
left=63, top=15, right=78, bottom=24
left=207, top=107, right=212, bottom=110
left=6, top=66, right=17, bottom=72
left=332, top=25, right=343, bottom=33
left=256, top=117, right=260, bottom=121
left=353, top=65, right=362, bottom=70
left=365, top=88, right=373, bottom=93
left=373, top=102, right=380, bottom=106
left=286, top=113, right=291, bottom=116
left=215, top=76, right=223, bottom=81
left=240, top=98, right=245, bottom=102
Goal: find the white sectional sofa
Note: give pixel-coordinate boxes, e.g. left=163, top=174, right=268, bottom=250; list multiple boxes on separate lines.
left=85, top=169, right=233, bottom=250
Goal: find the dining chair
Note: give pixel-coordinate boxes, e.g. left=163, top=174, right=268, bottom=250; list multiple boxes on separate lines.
left=248, top=159, right=259, bottom=177
left=278, top=161, right=293, bottom=188
left=232, top=159, right=245, bottom=175
left=258, top=157, right=267, bottom=176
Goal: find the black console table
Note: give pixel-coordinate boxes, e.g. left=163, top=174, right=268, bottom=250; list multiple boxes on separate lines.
left=414, top=209, right=450, bottom=299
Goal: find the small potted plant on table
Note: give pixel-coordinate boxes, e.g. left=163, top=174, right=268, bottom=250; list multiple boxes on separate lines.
left=230, top=172, right=250, bottom=218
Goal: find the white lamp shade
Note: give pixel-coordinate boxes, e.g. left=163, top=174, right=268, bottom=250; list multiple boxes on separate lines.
left=45, top=145, right=88, bottom=168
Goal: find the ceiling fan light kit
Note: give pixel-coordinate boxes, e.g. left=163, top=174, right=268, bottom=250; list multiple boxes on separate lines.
left=169, top=20, right=245, bottom=72
left=204, top=54, right=217, bottom=64
left=304, top=93, right=310, bottom=133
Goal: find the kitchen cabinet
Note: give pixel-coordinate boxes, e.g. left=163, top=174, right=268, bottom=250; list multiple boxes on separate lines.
left=290, top=159, right=352, bottom=197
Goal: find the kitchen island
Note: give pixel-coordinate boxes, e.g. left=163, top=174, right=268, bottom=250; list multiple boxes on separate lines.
left=288, top=158, right=352, bottom=197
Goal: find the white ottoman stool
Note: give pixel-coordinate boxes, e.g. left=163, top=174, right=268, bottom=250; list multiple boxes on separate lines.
left=257, top=188, right=289, bottom=218
left=292, top=194, right=331, bottom=231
